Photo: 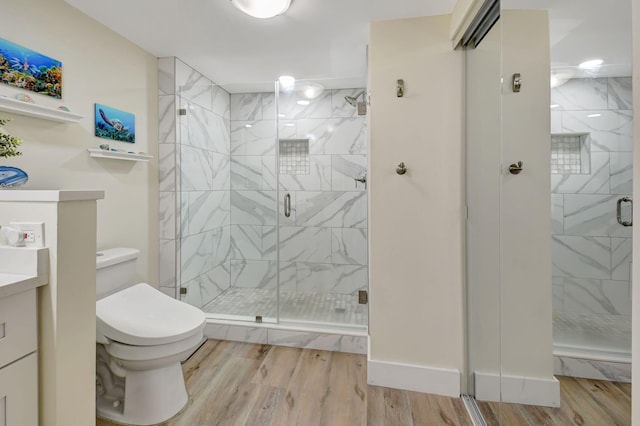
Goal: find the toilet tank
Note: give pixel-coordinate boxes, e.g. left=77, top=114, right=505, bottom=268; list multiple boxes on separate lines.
left=96, top=248, right=140, bottom=300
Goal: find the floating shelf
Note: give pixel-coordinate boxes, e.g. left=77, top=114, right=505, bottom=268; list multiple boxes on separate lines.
left=0, top=96, right=83, bottom=123
left=88, top=148, right=152, bottom=162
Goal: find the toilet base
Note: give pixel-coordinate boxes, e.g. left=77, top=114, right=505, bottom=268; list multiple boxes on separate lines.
left=97, top=361, right=188, bottom=425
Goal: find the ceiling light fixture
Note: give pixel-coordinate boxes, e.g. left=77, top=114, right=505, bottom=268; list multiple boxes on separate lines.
left=299, top=82, right=325, bottom=99
left=297, top=100, right=310, bottom=106
left=587, top=113, right=602, bottom=118
left=550, top=104, right=559, bottom=109
left=231, top=0, right=292, bottom=19
left=278, top=75, right=295, bottom=92
left=578, top=59, right=603, bottom=70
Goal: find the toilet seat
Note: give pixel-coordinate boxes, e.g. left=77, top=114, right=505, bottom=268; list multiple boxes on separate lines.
left=104, top=331, right=203, bottom=363
left=97, top=283, right=206, bottom=346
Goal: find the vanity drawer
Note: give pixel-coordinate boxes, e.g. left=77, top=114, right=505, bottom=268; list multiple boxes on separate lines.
left=0, top=289, right=36, bottom=369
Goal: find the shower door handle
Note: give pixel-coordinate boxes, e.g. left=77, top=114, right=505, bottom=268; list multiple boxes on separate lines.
left=617, top=197, right=633, bottom=227
left=284, top=193, right=291, bottom=218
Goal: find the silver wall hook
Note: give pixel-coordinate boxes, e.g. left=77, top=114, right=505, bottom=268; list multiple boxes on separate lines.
left=509, top=161, right=523, bottom=175
left=512, top=73, right=522, bottom=92
left=396, top=162, right=407, bottom=175
left=397, top=79, right=404, bottom=97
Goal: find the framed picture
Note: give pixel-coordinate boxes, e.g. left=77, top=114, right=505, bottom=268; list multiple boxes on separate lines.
left=0, top=37, right=62, bottom=99
left=94, top=103, right=135, bottom=143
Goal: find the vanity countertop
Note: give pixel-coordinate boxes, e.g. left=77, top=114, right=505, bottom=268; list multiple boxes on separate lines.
left=0, top=273, right=48, bottom=299
left=0, top=247, right=49, bottom=298
left=0, top=190, right=105, bottom=202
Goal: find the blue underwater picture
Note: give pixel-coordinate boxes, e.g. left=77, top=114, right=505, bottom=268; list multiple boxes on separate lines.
left=0, top=37, right=62, bottom=99
left=95, top=103, right=136, bottom=143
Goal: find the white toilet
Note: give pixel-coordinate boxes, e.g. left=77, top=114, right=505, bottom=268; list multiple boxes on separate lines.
left=95, top=248, right=205, bottom=425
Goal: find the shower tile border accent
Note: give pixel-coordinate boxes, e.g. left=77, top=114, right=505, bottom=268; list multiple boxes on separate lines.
left=204, top=321, right=367, bottom=355
left=553, top=356, right=630, bottom=383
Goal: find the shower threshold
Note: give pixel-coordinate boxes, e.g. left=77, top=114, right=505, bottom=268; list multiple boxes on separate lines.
left=200, top=287, right=368, bottom=354
left=202, top=287, right=368, bottom=328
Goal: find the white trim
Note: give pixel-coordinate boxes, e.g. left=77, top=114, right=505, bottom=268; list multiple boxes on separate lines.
left=367, top=340, right=461, bottom=397
left=474, top=372, right=560, bottom=407
left=450, top=0, right=485, bottom=45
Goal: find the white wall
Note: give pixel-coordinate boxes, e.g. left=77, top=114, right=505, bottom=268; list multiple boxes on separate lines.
left=496, top=10, right=559, bottom=406
left=0, top=0, right=159, bottom=285
left=499, top=10, right=557, bottom=403
left=368, top=14, right=465, bottom=392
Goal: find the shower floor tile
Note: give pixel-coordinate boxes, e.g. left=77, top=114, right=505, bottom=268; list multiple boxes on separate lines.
left=201, top=287, right=368, bottom=327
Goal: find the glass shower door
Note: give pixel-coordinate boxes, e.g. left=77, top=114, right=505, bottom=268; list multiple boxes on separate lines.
left=275, top=78, right=369, bottom=329
left=464, top=15, right=502, bottom=407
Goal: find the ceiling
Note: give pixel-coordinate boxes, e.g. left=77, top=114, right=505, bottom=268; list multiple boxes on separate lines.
left=509, top=0, right=632, bottom=79
left=64, top=0, right=632, bottom=93
left=63, top=0, right=456, bottom=92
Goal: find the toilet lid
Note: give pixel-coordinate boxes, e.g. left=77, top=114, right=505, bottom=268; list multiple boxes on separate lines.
left=96, top=283, right=206, bottom=346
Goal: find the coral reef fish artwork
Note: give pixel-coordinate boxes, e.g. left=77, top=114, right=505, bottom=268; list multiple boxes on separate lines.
left=94, top=103, right=135, bottom=143
left=0, top=37, right=62, bottom=99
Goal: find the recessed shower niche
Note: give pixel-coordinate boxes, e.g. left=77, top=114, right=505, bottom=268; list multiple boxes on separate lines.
left=550, top=133, right=590, bottom=175
left=279, top=139, right=310, bottom=175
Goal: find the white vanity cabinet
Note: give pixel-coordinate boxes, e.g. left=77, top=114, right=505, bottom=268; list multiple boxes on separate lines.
left=0, top=288, right=38, bottom=426
left=0, top=247, right=49, bottom=426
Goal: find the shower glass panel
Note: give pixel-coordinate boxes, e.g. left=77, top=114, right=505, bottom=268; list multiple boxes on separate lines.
left=496, top=0, right=632, bottom=421
left=464, top=16, right=502, bottom=405
left=544, top=1, right=633, bottom=379
left=172, top=58, right=369, bottom=331
left=176, top=67, right=279, bottom=323
left=276, top=79, right=369, bottom=329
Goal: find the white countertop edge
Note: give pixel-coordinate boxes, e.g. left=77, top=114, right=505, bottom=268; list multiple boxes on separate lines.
left=0, top=190, right=105, bottom=202
left=0, top=274, right=48, bottom=299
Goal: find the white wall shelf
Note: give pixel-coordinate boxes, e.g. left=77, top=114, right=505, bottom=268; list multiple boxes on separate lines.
left=88, top=148, right=152, bottom=162
left=0, top=97, right=83, bottom=123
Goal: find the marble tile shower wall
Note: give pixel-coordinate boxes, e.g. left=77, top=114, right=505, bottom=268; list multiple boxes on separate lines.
left=229, top=89, right=368, bottom=297
left=158, top=57, right=232, bottom=309
left=550, top=78, right=633, bottom=332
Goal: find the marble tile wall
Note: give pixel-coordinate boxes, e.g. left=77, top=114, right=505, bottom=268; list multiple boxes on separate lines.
left=229, top=88, right=368, bottom=304
left=551, top=77, right=633, bottom=353
left=158, top=57, right=231, bottom=309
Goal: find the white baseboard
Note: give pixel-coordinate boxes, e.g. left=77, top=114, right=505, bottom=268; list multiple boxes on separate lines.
left=475, top=371, right=560, bottom=407
left=367, top=341, right=460, bottom=397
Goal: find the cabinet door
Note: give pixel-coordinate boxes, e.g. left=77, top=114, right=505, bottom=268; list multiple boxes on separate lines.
left=0, top=289, right=37, bottom=369
left=0, top=353, right=37, bottom=426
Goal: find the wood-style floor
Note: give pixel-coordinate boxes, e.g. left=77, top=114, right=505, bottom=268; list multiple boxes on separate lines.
left=478, top=377, right=631, bottom=425
left=97, top=339, right=632, bottom=426
left=96, top=339, right=471, bottom=426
